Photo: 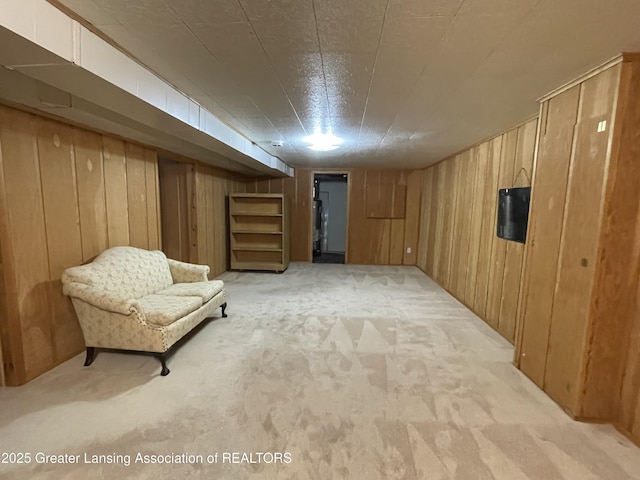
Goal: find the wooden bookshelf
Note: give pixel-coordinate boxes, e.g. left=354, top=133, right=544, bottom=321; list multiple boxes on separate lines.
left=229, top=193, right=289, bottom=272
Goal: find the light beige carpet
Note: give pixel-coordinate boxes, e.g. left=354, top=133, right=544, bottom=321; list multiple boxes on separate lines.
left=0, top=263, right=639, bottom=479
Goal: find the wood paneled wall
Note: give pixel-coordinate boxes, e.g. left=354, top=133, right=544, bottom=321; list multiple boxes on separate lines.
left=513, top=57, right=640, bottom=443
left=417, top=119, right=537, bottom=343
left=159, top=159, right=247, bottom=278
left=618, top=60, right=640, bottom=445
left=622, top=286, right=640, bottom=442
left=246, top=168, right=422, bottom=265
left=0, top=104, right=161, bottom=385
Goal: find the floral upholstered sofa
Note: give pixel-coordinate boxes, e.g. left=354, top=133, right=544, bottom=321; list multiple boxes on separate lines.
left=61, top=246, right=227, bottom=376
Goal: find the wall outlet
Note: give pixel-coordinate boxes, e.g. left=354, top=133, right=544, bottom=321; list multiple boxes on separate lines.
left=406, top=247, right=412, bottom=254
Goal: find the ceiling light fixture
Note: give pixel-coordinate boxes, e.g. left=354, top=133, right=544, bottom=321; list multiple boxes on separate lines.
left=302, top=131, right=343, bottom=152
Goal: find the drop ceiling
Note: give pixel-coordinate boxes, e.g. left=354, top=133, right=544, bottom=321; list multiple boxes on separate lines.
left=40, top=0, right=640, bottom=168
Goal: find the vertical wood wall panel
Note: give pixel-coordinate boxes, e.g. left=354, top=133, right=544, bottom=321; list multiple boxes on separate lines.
left=74, top=130, right=108, bottom=262
left=160, top=160, right=247, bottom=277
left=512, top=58, right=640, bottom=445
left=195, top=166, right=208, bottom=269
left=543, top=68, right=619, bottom=411
left=0, top=104, right=162, bottom=385
left=145, top=150, right=160, bottom=250
left=205, top=169, right=216, bottom=276
left=426, top=165, right=441, bottom=277
left=473, top=137, right=502, bottom=317
left=465, top=143, right=487, bottom=306
left=518, top=88, right=580, bottom=386
left=102, top=137, right=130, bottom=248
left=125, top=144, right=149, bottom=250
left=449, top=152, right=471, bottom=297
left=0, top=113, right=25, bottom=385
left=417, top=120, right=537, bottom=346
left=431, top=164, right=445, bottom=281
left=497, top=121, right=536, bottom=342
left=404, top=170, right=422, bottom=265
left=416, top=170, right=431, bottom=271
left=591, top=61, right=640, bottom=429
left=159, top=161, right=190, bottom=261
left=435, top=161, right=455, bottom=286
left=0, top=108, right=53, bottom=381
left=36, top=119, right=84, bottom=362
left=389, top=218, right=405, bottom=265
left=292, top=169, right=312, bottom=262
left=485, top=129, right=518, bottom=330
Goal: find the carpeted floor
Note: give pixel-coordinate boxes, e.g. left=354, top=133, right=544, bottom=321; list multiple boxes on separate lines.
left=1, top=263, right=639, bottom=479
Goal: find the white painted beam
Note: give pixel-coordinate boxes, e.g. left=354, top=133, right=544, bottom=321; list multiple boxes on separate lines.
left=0, top=0, right=293, bottom=176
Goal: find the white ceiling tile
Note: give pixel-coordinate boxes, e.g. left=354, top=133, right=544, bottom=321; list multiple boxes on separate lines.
left=314, top=0, right=388, bottom=20
left=458, top=0, right=538, bottom=16
left=39, top=0, right=640, bottom=168
left=166, top=0, right=246, bottom=24
left=270, top=53, right=325, bottom=80
left=239, top=0, right=313, bottom=21
left=318, top=17, right=384, bottom=53
left=251, top=17, right=320, bottom=55
left=387, top=0, right=464, bottom=18
left=379, top=15, right=453, bottom=53
left=93, top=0, right=181, bottom=28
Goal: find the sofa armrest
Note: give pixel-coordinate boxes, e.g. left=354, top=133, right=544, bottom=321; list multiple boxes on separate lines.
left=167, top=258, right=210, bottom=283
left=62, top=283, right=137, bottom=315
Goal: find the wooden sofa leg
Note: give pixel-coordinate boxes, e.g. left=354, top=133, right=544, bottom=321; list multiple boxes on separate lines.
left=158, top=353, right=170, bottom=376
left=221, top=302, right=228, bottom=318
left=84, top=347, right=96, bottom=367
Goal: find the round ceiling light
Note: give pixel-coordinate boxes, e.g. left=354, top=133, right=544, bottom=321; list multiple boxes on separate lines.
left=302, top=131, right=342, bottom=151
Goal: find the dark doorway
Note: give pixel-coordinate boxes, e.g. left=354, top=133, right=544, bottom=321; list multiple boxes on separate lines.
left=313, top=173, right=348, bottom=264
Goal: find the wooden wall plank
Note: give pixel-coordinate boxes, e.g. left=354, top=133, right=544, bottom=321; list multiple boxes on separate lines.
left=36, top=118, right=84, bottom=362
left=465, top=142, right=488, bottom=306
left=589, top=60, right=640, bottom=425
left=159, top=160, right=189, bottom=261
left=125, top=143, right=149, bottom=249
left=211, top=172, right=226, bottom=277
left=256, top=177, right=271, bottom=193
left=102, top=136, right=129, bottom=248
left=485, top=129, right=518, bottom=330
left=0, top=108, right=25, bottom=385
left=347, top=169, right=366, bottom=264
left=543, top=66, right=620, bottom=412
left=195, top=165, right=208, bottom=271
left=205, top=169, right=216, bottom=275
left=403, top=169, right=422, bottom=266
left=416, top=170, right=430, bottom=271
left=449, top=154, right=465, bottom=297
left=435, top=160, right=454, bottom=286
left=389, top=218, right=405, bottom=265
left=74, top=129, right=108, bottom=261
left=373, top=219, right=389, bottom=264
left=498, top=120, right=537, bottom=342
left=473, top=136, right=502, bottom=317
left=0, top=108, right=53, bottom=381
left=518, top=86, right=580, bottom=386
left=426, top=164, right=441, bottom=277
left=145, top=149, right=160, bottom=250
left=291, top=169, right=311, bottom=262
left=431, top=164, right=444, bottom=280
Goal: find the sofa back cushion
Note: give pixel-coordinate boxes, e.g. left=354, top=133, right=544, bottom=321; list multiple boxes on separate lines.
left=62, top=246, right=174, bottom=301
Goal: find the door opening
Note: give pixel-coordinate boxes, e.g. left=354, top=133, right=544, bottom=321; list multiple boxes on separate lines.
left=312, top=173, right=348, bottom=264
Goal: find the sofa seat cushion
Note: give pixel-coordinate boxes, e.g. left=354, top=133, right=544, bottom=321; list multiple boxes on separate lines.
left=137, top=294, right=203, bottom=326
left=156, top=280, right=224, bottom=303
